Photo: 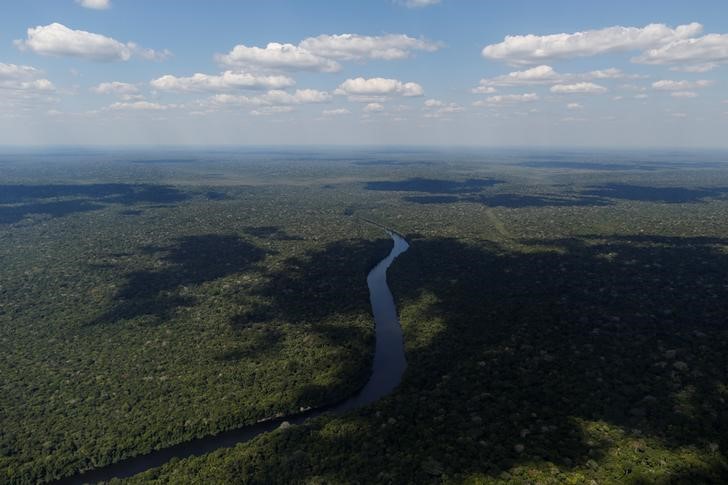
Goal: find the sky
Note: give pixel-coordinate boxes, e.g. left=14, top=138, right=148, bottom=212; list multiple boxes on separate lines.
left=1, top=0, right=728, bottom=147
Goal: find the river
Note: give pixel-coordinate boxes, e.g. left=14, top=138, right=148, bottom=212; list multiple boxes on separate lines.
left=55, top=232, right=409, bottom=484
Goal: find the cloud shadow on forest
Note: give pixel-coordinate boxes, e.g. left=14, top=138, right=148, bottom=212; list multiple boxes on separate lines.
left=90, top=234, right=268, bottom=326
left=365, top=178, right=504, bottom=194
left=204, top=231, right=728, bottom=483
left=0, top=183, right=191, bottom=225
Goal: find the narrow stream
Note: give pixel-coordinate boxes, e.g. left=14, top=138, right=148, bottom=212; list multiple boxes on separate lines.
left=55, top=232, right=409, bottom=484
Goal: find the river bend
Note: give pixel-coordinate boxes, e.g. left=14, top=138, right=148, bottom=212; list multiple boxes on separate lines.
left=55, top=232, right=409, bottom=484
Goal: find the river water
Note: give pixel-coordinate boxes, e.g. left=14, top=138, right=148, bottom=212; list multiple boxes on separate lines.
left=55, top=232, right=409, bottom=484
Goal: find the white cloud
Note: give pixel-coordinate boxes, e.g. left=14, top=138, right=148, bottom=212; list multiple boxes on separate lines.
left=201, top=89, right=331, bottom=110
left=0, top=62, right=43, bottom=80
left=424, top=99, right=462, bottom=111
left=109, top=101, right=172, bottom=111
left=670, top=63, right=718, bottom=73
left=477, top=65, right=563, bottom=86
left=364, top=102, right=385, bottom=112
left=399, top=0, right=440, bottom=7
left=217, top=33, right=438, bottom=72
left=551, top=82, right=607, bottom=94
left=92, top=81, right=139, bottom=95
left=261, top=89, right=331, bottom=104
left=424, top=99, right=444, bottom=108
left=75, top=0, right=111, bottom=9
left=14, top=23, right=168, bottom=62
left=635, top=94, right=649, bottom=99
left=133, top=46, right=172, bottom=61
left=423, top=99, right=463, bottom=117
left=471, top=85, right=497, bottom=94
left=0, top=62, right=55, bottom=95
left=474, top=65, right=633, bottom=92
left=335, top=77, right=424, bottom=98
left=440, top=104, right=463, bottom=113
left=671, top=91, right=698, bottom=98
left=322, top=108, right=350, bottom=116
left=473, top=93, right=539, bottom=106
left=634, top=33, right=728, bottom=67
left=150, top=71, right=294, bottom=92
left=216, top=42, right=340, bottom=72
left=0, top=62, right=56, bottom=116
left=0, top=78, right=55, bottom=92
left=589, top=68, right=632, bottom=79
left=567, top=103, right=584, bottom=110
left=482, top=23, right=703, bottom=65
left=299, top=34, right=439, bottom=61
left=652, top=79, right=713, bottom=91
left=251, top=106, right=295, bottom=116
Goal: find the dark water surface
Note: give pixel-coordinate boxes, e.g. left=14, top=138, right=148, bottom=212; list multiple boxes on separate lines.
left=55, top=232, right=409, bottom=484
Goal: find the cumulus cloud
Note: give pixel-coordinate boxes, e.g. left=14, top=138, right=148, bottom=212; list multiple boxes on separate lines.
left=551, top=82, right=608, bottom=94
left=92, top=81, right=139, bottom=95
left=476, top=65, right=563, bottom=87
left=364, top=102, right=385, bottom=113
left=474, top=65, right=632, bottom=92
left=0, top=62, right=55, bottom=94
left=216, top=43, right=340, bottom=72
left=75, top=0, right=111, bottom=9
left=423, top=98, right=464, bottom=117
left=482, top=23, right=703, bottom=65
left=150, top=71, right=295, bottom=92
left=472, top=85, right=497, bottom=94
left=261, top=89, right=331, bottom=104
left=299, top=34, right=439, bottom=60
left=201, top=89, right=331, bottom=110
left=335, top=77, right=424, bottom=98
left=652, top=79, right=714, bottom=91
left=589, top=68, right=632, bottom=79
left=14, top=23, right=169, bottom=62
left=670, top=63, right=718, bottom=73
left=473, top=93, right=539, bottom=106
left=217, top=33, right=439, bottom=72
left=133, top=46, right=172, bottom=61
left=0, top=62, right=43, bottom=80
left=634, top=33, right=728, bottom=68
left=109, top=101, right=172, bottom=111
left=251, top=106, right=295, bottom=116
left=0, top=63, right=56, bottom=114
left=322, top=108, right=350, bottom=116
left=0, top=78, right=54, bottom=92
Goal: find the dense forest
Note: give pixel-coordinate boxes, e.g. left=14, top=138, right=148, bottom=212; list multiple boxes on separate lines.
left=2, top=149, right=728, bottom=483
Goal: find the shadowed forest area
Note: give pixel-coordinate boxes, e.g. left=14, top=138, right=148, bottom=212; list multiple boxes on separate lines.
left=131, top=232, right=728, bottom=484
left=0, top=183, right=191, bottom=224
left=394, top=183, right=728, bottom=208
left=90, top=235, right=269, bottom=326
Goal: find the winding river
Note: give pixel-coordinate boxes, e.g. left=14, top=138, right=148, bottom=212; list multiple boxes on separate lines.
left=55, top=232, right=409, bottom=484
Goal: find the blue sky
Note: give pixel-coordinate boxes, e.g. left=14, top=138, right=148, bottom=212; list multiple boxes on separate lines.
left=1, top=0, right=728, bottom=147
